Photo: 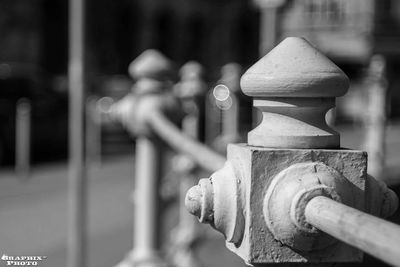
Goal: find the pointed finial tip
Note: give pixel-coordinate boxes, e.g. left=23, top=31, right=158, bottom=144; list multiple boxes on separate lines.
left=240, top=37, right=349, bottom=98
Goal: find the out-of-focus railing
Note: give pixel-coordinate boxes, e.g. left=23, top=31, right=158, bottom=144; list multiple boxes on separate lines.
left=167, top=61, right=207, bottom=267
left=109, top=50, right=229, bottom=267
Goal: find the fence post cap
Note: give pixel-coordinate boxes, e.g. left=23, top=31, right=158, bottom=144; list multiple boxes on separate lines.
left=240, top=37, right=349, bottom=98
left=111, top=50, right=180, bottom=135
left=128, top=49, right=175, bottom=81
left=179, top=61, right=204, bottom=79
left=242, top=37, right=347, bottom=148
left=175, top=61, right=206, bottom=99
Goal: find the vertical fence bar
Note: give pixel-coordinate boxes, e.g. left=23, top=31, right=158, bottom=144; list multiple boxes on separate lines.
left=132, top=136, right=164, bottom=265
left=220, top=63, right=241, bottom=140
left=67, top=0, right=87, bottom=266
left=212, top=63, right=242, bottom=153
left=364, top=55, right=387, bottom=179
left=115, top=49, right=174, bottom=267
left=15, top=98, right=31, bottom=179
left=85, top=97, right=101, bottom=168
left=170, top=61, right=206, bottom=267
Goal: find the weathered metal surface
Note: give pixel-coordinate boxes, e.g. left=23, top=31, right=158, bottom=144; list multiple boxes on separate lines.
left=188, top=146, right=367, bottom=264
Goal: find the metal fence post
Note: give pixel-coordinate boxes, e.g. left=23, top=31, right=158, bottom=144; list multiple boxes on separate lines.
left=205, top=86, right=220, bottom=146
left=85, top=96, right=102, bottom=168
left=115, top=50, right=176, bottom=267
left=68, top=0, right=87, bottom=266
left=213, top=63, right=242, bottom=153
left=364, top=55, right=387, bottom=179
left=221, top=64, right=240, bottom=138
left=185, top=37, right=399, bottom=265
left=15, top=98, right=31, bottom=179
left=169, top=61, right=207, bottom=267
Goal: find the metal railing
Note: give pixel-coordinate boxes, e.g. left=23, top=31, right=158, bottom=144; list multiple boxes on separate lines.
left=305, top=195, right=400, bottom=266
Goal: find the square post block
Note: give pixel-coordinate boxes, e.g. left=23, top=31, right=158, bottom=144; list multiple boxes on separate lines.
left=225, top=144, right=367, bottom=264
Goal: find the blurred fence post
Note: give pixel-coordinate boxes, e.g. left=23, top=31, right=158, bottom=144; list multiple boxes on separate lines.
left=205, top=87, right=220, bottom=145
left=212, top=63, right=242, bottom=153
left=85, top=96, right=102, bottom=168
left=221, top=63, right=241, bottom=139
left=364, top=55, right=387, bottom=179
left=115, top=50, right=176, bottom=267
left=67, top=0, right=87, bottom=266
left=15, top=98, right=31, bottom=179
left=169, top=61, right=207, bottom=267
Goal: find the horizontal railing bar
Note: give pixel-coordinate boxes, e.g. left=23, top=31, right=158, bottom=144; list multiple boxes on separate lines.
left=148, top=110, right=226, bottom=173
left=305, top=196, right=400, bottom=267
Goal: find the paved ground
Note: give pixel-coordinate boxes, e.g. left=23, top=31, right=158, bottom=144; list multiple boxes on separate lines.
left=0, top=123, right=399, bottom=267
left=0, top=155, right=245, bottom=267
left=0, top=156, right=132, bottom=267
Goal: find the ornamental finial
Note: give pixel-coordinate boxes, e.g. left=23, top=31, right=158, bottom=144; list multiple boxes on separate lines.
left=240, top=37, right=349, bottom=148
